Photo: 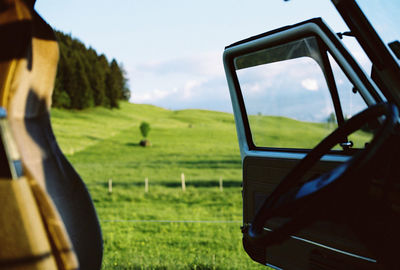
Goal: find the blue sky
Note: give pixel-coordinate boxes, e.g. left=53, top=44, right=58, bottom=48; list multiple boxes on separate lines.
left=35, top=1, right=400, bottom=113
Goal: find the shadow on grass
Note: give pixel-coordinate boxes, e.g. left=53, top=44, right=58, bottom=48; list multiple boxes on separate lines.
left=125, top=142, right=141, bottom=147
left=86, top=135, right=100, bottom=141
left=123, top=159, right=241, bottom=170
left=175, top=160, right=241, bottom=169
left=111, top=265, right=167, bottom=270
left=104, top=263, right=221, bottom=270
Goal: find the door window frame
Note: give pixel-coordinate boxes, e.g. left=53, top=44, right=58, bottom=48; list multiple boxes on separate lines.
left=223, top=18, right=383, bottom=160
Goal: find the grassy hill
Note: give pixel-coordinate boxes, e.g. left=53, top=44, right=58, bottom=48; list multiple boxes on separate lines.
left=50, top=101, right=371, bottom=269
left=51, top=102, right=251, bottom=269
left=51, top=102, right=241, bottom=186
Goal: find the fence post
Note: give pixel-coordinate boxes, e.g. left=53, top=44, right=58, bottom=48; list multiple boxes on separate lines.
left=219, top=177, right=223, bottom=192
left=145, top=177, right=149, bottom=193
left=108, top=179, right=112, bottom=194
left=181, top=173, right=186, bottom=192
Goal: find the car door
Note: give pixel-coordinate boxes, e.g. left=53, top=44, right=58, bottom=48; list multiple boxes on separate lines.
left=223, top=18, right=384, bottom=269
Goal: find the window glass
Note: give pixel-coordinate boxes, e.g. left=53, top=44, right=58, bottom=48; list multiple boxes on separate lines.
left=234, top=37, right=373, bottom=150
left=357, top=0, right=400, bottom=49
left=236, top=56, right=337, bottom=149
left=328, top=54, right=373, bottom=148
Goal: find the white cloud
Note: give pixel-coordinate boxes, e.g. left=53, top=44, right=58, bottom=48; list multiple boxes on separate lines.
left=183, top=80, right=203, bottom=99
left=301, top=78, right=319, bottom=91
left=132, top=78, right=218, bottom=105
left=242, top=83, right=261, bottom=94
left=133, top=88, right=173, bottom=103
left=322, top=103, right=335, bottom=115
left=134, top=51, right=224, bottom=78
left=129, top=51, right=233, bottom=111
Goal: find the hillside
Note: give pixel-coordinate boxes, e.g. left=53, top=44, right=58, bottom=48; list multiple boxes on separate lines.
left=49, top=102, right=371, bottom=269
left=51, top=102, right=253, bottom=269
left=51, top=102, right=241, bottom=185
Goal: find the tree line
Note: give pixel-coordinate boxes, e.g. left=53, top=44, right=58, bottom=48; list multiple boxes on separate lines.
left=52, top=31, right=130, bottom=109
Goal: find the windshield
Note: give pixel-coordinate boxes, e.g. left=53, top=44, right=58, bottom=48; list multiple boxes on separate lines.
left=357, top=0, right=400, bottom=54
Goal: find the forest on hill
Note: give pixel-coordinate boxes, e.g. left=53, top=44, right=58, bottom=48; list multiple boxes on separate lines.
left=52, top=31, right=130, bottom=109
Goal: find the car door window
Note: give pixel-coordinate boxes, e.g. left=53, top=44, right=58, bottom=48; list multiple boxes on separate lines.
left=234, top=37, right=372, bottom=150
left=237, top=56, right=337, bottom=149
left=329, top=53, right=374, bottom=147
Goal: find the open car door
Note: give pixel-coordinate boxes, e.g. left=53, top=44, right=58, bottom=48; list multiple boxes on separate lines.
left=223, top=16, right=400, bottom=269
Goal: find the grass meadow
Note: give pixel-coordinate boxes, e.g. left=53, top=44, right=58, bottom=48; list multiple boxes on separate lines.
left=50, top=102, right=372, bottom=269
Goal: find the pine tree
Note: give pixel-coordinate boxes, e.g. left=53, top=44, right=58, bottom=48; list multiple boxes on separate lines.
left=63, top=56, right=80, bottom=109
left=52, top=52, right=71, bottom=108
left=105, top=59, right=121, bottom=108
left=74, top=57, right=94, bottom=109
left=98, top=54, right=111, bottom=107
left=52, top=30, right=131, bottom=109
left=119, top=63, right=131, bottom=101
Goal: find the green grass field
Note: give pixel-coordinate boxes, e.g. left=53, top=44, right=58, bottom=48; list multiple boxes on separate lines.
left=50, top=102, right=372, bottom=269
